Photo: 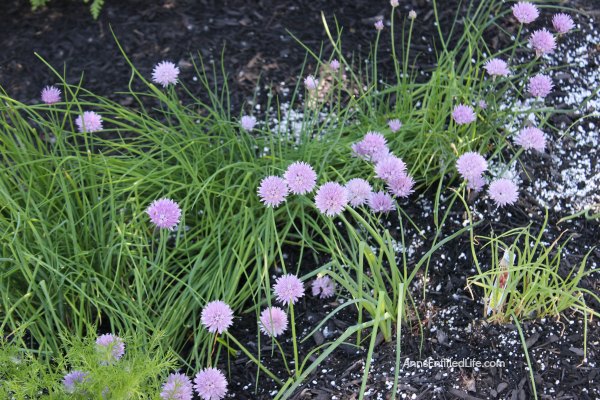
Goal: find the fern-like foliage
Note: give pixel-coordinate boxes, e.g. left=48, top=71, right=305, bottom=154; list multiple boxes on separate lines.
left=29, top=0, right=106, bottom=19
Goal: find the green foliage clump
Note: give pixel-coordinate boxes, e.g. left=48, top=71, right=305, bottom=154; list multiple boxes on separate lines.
left=30, top=0, right=105, bottom=19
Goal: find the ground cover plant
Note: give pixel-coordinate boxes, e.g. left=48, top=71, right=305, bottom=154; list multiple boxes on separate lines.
left=1, top=0, right=599, bottom=398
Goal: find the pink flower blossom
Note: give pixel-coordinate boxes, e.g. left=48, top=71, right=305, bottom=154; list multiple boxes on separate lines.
left=304, top=75, right=318, bottom=90
left=63, top=371, right=88, bottom=394
left=529, top=29, right=556, bottom=57
left=75, top=111, right=103, bottom=133
left=512, top=2, right=539, bottom=24
left=41, top=86, right=61, bottom=104
left=467, top=175, right=486, bottom=192
left=352, top=132, right=388, bottom=161
left=314, top=182, right=348, bottom=216
left=488, top=179, right=519, bottom=207
left=388, top=119, right=402, bottom=132
left=329, top=59, right=340, bottom=71
left=201, top=300, right=234, bottom=334
left=152, top=61, right=179, bottom=87
left=194, top=368, right=227, bottom=400
left=161, top=373, right=193, bottom=400
left=257, top=176, right=289, bottom=208
left=515, top=127, right=546, bottom=152
left=311, top=275, right=336, bottom=298
left=390, top=0, right=399, bottom=7
left=374, top=20, right=384, bottom=31
left=527, top=74, right=553, bottom=98
left=284, top=161, right=317, bottom=194
left=387, top=173, right=415, bottom=198
left=96, top=334, right=125, bottom=364
left=478, top=100, right=488, bottom=109
left=484, top=58, right=510, bottom=77
left=375, top=155, right=407, bottom=181
left=146, top=198, right=182, bottom=230
left=260, top=307, right=288, bottom=337
left=369, top=191, right=395, bottom=213
left=273, top=274, right=305, bottom=305
left=552, top=13, right=575, bottom=34
left=456, top=152, right=487, bottom=182
left=452, top=104, right=476, bottom=125
left=408, top=10, right=417, bottom=20
left=346, top=178, right=372, bottom=207
left=240, top=115, right=257, bottom=131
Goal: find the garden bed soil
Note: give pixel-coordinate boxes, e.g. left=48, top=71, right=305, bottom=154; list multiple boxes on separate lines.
left=1, top=0, right=599, bottom=399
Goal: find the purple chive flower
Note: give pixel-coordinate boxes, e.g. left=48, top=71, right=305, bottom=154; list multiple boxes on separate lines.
left=515, top=127, right=546, bottom=152
left=314, top=182, right=348, bottom=217
left=304, top=75, right=318, bottom=90
left=467, top=174, right=486, bottom=192
left=478, top=100, right=488, bottom=109
left=161, top=373, right=194, bottom=400
left=260, top=306, right=288, bottom=337
left=408, top=10, right=417, bottom=20
left=452, top=104, right=476, bottom=125
left=152, top=61, right=179, bottom=87
left=387, top=173, right=415, bottom=198
left=201, top=300, right=234, bottom=334
left=529, top=29, right=556, bottom=57
left=552, top=13, right=575, bottom=34
left=41, top=86, right=61, bottom=104
left=346, top=178, right=372, bottom=207
left=75, top=111, right=103, bottom=133
left=484, top=58, right=510, bottom=77
left=374, top=20, right=384, bottom=31
left=273, top=274, right=305, bottom=305
left=369, top=191, right=396, bottom=213
left=388, top=119, right=402, bottom=132
left=352, top=131, right=388, bottom=161
left=146, top=198, right=182, bottom=230
left=193, top=368, right=228, bottom=400
left=240, top=115, right=257, bottom=131
left=512, top=2, right=539, bottom=24
left=311, top=275, right=336, bottom=298
left=63, top=370, right=88, bottom=394
left=488, top=179, right=519, bottom=207
left=257, top=176, right=289, bottom=208
left=375, top=155, right=407, bottom=181
left=96, top=334, right=125, bottom=363
left=329, top=59, right=340, bottom=71
left=527, top=74, right=553, bottom=98
left=390, top=0, right=399, bottom=7
left=456, top=152, right=488, bottom=182
left=284, top=161, right=317, bottom=195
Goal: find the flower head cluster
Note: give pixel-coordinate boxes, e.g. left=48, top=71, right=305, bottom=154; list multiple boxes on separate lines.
left=515, top=127, right=546, bottom=152
left=345, top=178, right=372, bottom=207
left=478, top=100, right=488, bottom=110
left=484, top=58, right=510, bottom=77
left=390, top=0, right=399, bottom=7
left=528, top=74, right=553, bottom=98
left=388, top=119, right=402, bottom=132
left=284, top=162, right=317, bottom=195
left=329, top=59, right=340, bottom=71
left=257, top=176, right=289, bottom=208
left=408, top=10, right=417, bottom=20
left=456, top=152, right=487, bottom=190
left=369, top=191, right=395, bottom=213
left=240, top=115, right=257, bottom=131
left=161, top=373, right=194, bottom=400
left=260, top=306, right=288, bottom=337
left=201, top=300, right=234, bottom=334
left=488, top=179, right=519, bottom=207
left=512, top=2, right=539, bottom=24
left=314, top=182, right=348, bottom=216
left=311, top=275, right=336, bottom=298
left=75, top=111, right=103, bottom=133
left=552, top=13, right=574, bottom=34
left=351, top=131, right=388, bottom=161
left=152, top=61, right=179, bottom=87
left=530, top=29, right=556, bottom=57
left=96, top=334, right=125, bottom=364
left=452, top=104, right=476, bottom=125
left=374, top=20, right=384, bottom=31
left=41, top=86, right=61, bottom=104
left=63, top=370, right=88, bottom=394
left=194, top=368, right=228, bottom=400
left=387, top=173, right=415, bottom=198
left=273, top=274, right=305, bottom=305
left=375, top=156, right=407, bottom=181
left=147, top=198, right=182, bottom=230
left=304, top=75, right=318, bottom=90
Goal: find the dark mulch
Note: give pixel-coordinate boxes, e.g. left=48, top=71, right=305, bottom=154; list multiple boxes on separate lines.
left=1, top=0, right=599, bottom=399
